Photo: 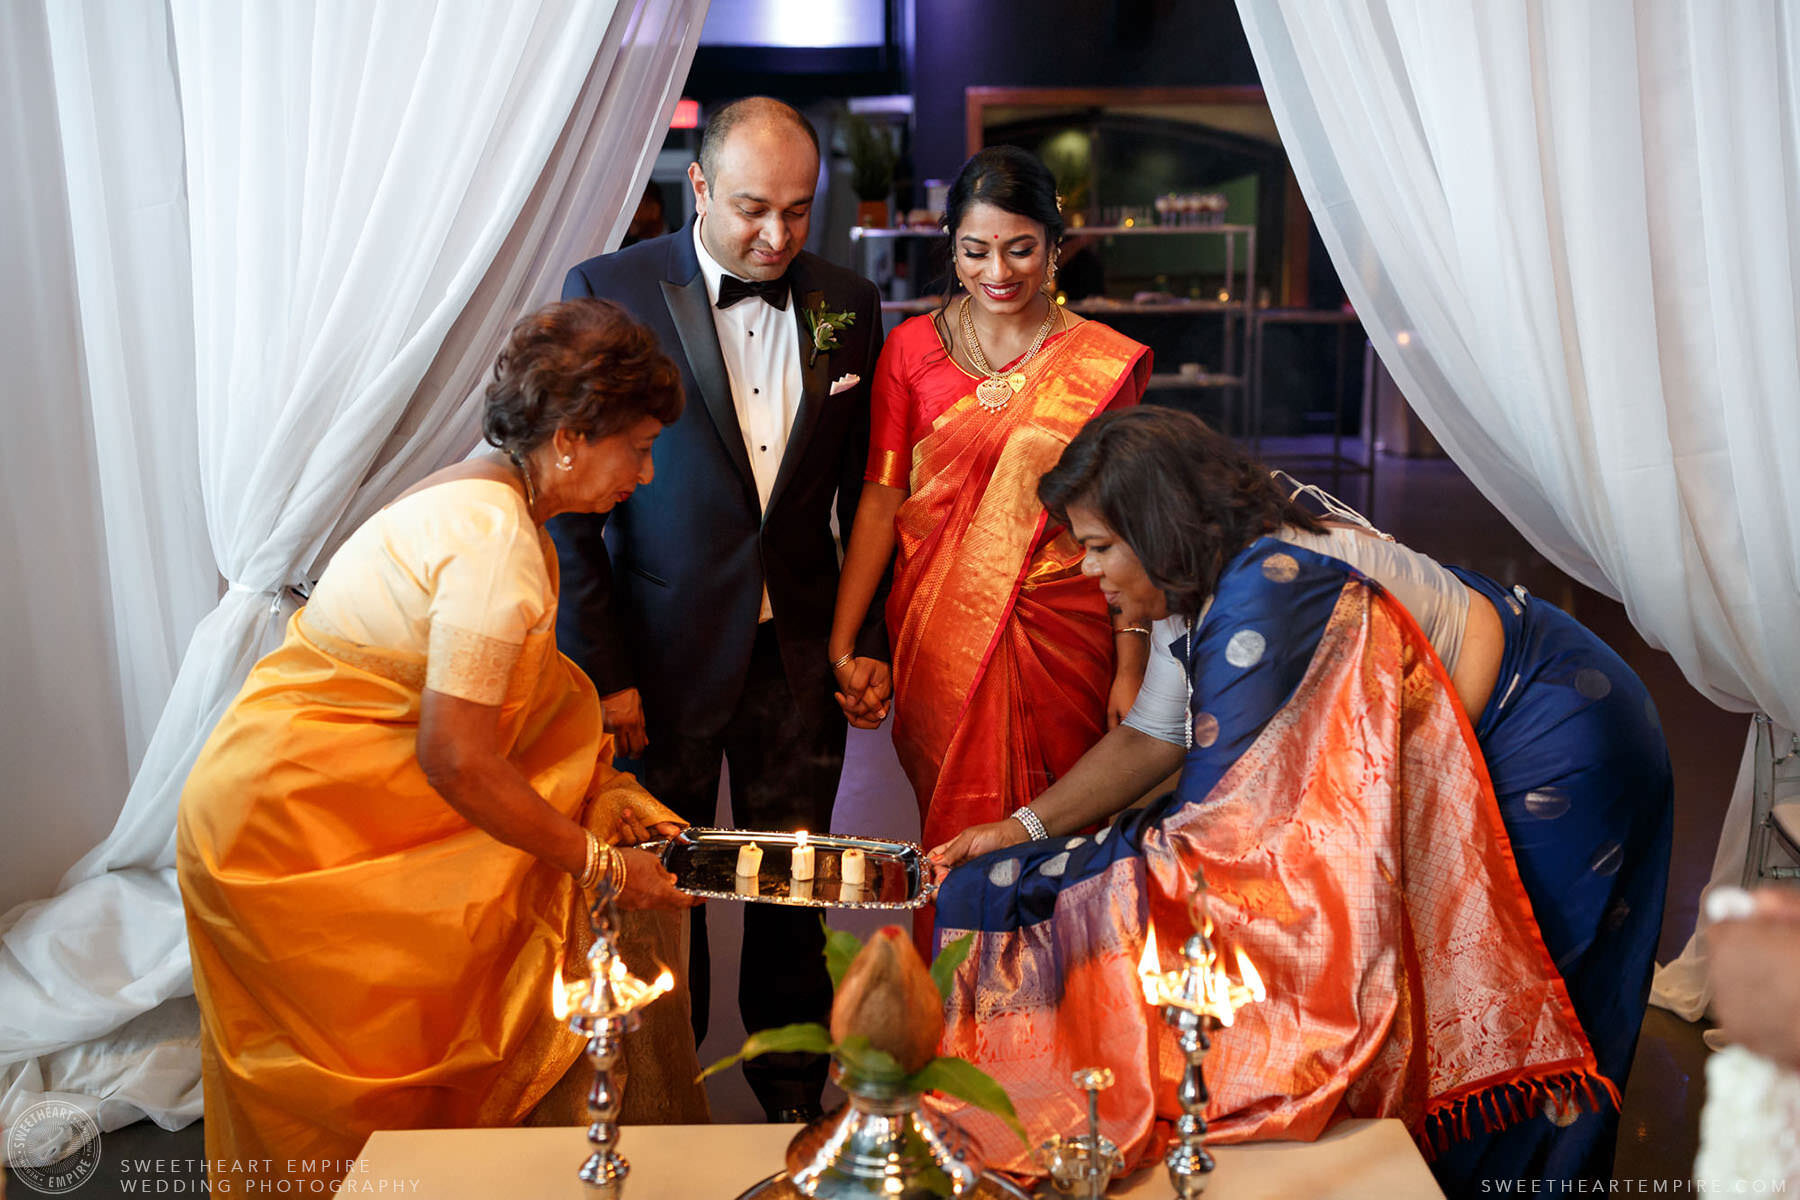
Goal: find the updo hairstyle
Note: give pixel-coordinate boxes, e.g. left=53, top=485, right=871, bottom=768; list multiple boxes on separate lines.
left=938, top=145, right=1064, bottom=306
left=482, top=298, right=683, bottom=456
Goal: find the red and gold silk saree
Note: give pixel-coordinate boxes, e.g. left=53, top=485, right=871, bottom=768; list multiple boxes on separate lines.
left=881, top=320, right=1150, bottom=854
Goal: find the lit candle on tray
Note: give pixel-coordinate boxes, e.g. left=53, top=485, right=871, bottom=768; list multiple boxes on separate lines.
left=736, top=841, right=763, bottom=878
left=791, top=831, right=815, bottom=880
left=840, top=847, right=866, bottom=886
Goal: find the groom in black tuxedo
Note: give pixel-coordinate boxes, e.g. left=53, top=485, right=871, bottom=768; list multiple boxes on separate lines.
left=551, top=97, right=888, bottom=1121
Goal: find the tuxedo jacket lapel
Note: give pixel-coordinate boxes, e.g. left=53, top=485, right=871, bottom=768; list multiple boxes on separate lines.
left=768, top=263, right=832, bottom=514
left=661, top=238, right=757, bottom=502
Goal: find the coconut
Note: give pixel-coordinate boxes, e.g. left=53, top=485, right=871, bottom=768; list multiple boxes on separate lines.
left=829, top=925, right=945, bottom=1074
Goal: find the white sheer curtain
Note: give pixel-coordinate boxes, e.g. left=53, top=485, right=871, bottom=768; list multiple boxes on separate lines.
left=1235, top=0, right=1800, bottom=1015
left=1, top=0, right=707, bottom=1142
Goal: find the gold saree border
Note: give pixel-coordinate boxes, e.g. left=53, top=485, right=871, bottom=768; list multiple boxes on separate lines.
left=867, top=447, right=908, bottom=489
left=427, top=622, right=524, bottom=705
left=298, top=614, right=428, bottom=692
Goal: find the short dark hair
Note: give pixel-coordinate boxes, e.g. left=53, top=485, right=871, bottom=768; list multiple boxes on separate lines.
left=697, top=96, right=820, bottom=181
left=482, top=299, right=683, bottom=455
left=1037, top=408, right=1325, bottom=619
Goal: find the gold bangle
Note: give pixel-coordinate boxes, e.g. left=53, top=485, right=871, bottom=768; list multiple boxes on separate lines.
left=830, top=650, right=855, bottom=671
left=578, top=830, right=601, bottom=889
left=612, top=846, right=628, bottom=896
left=1115, top=625, right=1150, bottom=636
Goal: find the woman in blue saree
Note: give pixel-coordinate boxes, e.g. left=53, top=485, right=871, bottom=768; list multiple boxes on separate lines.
left=928, top=408, right=1671, bottom=1193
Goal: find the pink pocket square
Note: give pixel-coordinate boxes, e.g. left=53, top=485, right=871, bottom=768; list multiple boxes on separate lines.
left=829, top=373, right=862, bottom=396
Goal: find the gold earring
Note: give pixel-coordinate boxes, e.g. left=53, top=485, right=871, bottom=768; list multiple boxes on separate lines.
left=1042, top=247, right=1060, bottom=295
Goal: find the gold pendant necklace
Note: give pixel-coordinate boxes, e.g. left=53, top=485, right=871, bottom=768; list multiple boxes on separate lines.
left=961, top=297, right=1058, bottom=412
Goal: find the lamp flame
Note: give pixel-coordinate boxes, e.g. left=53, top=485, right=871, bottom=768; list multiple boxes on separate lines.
left=1137, top=921, right=1265, bottom=1025
left=795, top=830, right=810, bottom=850
left=1234, top=946, right=1266, bottom=1003
left=552, top=975, right=589, bottom=1021
left=1137, top=924, right=1164, bottom=1005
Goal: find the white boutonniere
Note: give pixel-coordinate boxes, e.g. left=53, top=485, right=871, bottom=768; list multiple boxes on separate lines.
left=802, top=301, right=856, bottom=367
left=829, top=374, right=861, bottom=396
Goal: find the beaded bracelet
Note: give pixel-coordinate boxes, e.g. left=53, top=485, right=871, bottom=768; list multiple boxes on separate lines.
left=1010, top=805, right=1049, bottom=841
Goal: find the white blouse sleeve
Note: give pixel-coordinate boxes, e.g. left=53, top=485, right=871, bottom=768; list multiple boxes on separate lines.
left=1122, top=618, right=1189, bottom=747
left=420, top=489, right=551, bottom=705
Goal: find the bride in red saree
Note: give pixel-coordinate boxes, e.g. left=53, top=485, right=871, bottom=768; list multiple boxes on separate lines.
left=829, top=147, right=1151, bottom=919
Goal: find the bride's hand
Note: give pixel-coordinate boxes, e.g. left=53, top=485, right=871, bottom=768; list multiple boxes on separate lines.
left=833, top=657, right=892, bottom=729
left=927, top=818, right=1028, bottom=874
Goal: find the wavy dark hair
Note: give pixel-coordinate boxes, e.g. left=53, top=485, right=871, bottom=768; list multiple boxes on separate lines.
left=1038, top=408, right=1325, bottom=619
left=482, top=298, right=683, bottom=455
left=936, top=145, right=1063, bottom=313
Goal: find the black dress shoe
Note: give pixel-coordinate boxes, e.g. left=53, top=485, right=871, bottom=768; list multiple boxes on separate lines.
left=769, top=1103, right=824, bottom=1125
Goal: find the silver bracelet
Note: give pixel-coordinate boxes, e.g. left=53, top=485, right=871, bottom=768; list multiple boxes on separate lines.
left=830, top=650, right=855, bottom=671
left=1010, top=805, right=1049, bottom=841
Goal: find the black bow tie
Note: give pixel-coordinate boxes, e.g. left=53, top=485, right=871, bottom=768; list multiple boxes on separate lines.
left=716, top=273, right=790, bottom=311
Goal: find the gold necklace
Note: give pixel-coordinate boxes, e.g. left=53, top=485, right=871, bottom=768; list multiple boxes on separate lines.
left=960, top=296, right=1059, bottom=411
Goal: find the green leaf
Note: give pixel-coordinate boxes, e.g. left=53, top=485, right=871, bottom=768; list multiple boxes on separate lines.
left=696, top=1022, right=834, bottom=1082
left=906, top=1056, right=1029, bottom=1146
left=833, top=1034, right=907, bottom=1085
left=929, top=932, right=973, bottom=1002
left=823, top=922, right=864, bottom=991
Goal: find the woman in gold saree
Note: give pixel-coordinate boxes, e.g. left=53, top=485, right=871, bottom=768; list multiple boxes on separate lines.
left=829, top=147, right=1151, bottom=941
left=177, top=300, right=702, bottom=1191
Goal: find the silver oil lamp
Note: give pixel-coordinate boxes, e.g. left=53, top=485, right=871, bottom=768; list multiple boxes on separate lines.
left=1135, top=872, right=1266, bottom=1198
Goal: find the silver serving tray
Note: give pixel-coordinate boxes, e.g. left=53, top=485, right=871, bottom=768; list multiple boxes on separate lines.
left=656, top=827, right=935, bottom=910
left=735, top=1170, right=1035, bottom=1199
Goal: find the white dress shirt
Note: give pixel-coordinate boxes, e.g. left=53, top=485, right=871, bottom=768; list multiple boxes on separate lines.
left=692, top=220, right=805, bottom=621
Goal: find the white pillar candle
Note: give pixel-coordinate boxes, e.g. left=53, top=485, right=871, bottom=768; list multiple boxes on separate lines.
left=791, top=831, right=815, bottom=880
left=736, top=841, right=763, bottom=878
left=840, top=848, right=866, bottom=886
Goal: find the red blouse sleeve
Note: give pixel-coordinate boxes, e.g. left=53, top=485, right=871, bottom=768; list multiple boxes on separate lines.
left=865, top=319, right=915, bottom=489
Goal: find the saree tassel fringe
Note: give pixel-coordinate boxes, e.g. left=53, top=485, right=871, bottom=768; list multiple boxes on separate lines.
left=1418, top=1069, right=1620, bottom=1160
